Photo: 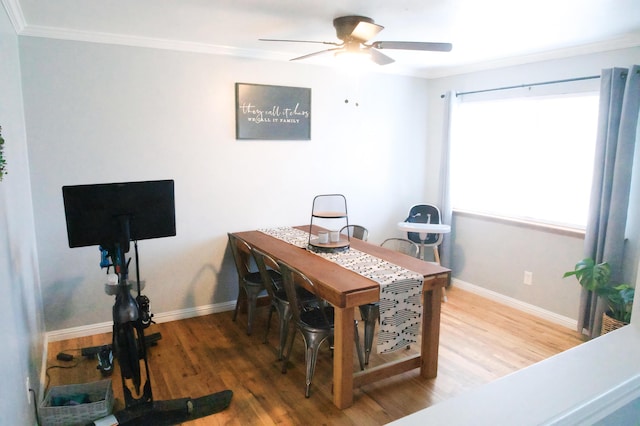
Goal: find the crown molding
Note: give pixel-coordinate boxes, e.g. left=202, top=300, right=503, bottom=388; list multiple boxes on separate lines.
left=1, top=0, right=26, bottom=33
left=19, top=24, right=286, bottom=61
left=422, top=33, right=640, bottom=79
left=18, top=24, right=425, bottom=77
left=14, top=21, right=640, bottom=80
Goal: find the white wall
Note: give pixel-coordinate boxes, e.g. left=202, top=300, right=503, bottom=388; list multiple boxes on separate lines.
left=426, top=48, right=640, bottom=320
left=0, top=5, right=44, bottom=425
left=18, top=36, right=432, bottom=332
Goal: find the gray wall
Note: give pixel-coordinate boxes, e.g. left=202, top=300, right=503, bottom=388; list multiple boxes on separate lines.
left=18, top=36, right=432, bottom=332
left=15, top=37, right=640, bottom=335
left=451, top=213, right=584, bottom=318
left=0, top=6, right=44, bottom=425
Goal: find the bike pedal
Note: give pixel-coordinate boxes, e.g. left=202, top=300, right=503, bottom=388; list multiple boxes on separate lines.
left=96, top=345, right=114, bottom=376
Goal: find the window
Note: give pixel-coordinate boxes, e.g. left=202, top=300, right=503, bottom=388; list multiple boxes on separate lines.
left=451, top=92, right=600, bottom=229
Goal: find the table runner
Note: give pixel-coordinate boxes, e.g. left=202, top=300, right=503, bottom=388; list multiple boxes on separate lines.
left=259, top=226, right=424, bottom=354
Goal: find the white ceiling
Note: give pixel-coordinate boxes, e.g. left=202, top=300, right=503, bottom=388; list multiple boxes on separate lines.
left=5, top=0, right=640, bottom=77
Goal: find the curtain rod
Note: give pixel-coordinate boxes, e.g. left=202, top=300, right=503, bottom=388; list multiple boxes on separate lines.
left=440, top=74, right=600, bottom=98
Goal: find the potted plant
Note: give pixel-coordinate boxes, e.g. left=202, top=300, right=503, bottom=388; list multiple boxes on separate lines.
left=563, top=258, right=635, bottom=334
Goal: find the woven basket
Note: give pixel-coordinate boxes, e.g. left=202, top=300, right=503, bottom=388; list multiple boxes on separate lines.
left=39, top=379, right=113, bottom=426
left=601, top=312, right=628, bottom=335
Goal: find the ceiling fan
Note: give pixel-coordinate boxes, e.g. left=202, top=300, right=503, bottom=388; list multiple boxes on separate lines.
left=260, top=15, right=452, bottom=66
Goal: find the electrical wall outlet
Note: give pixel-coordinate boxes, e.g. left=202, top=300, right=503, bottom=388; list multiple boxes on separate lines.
left=524, top=271, right=533, bottom=285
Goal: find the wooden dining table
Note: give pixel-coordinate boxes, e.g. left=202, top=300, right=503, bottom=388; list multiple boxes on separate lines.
left=231, top=225, right=451, bottom=409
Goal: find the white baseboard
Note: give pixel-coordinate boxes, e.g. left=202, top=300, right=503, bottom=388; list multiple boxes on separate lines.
left=46, top=282, right=577, bottom=341
left=452, top=278, right=578, bottom=330
left=39, top=339, right=49, bottom=403
left=46, top=300, right=236, bottom=342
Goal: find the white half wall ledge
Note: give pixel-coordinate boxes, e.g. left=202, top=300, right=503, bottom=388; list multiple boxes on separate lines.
left=388, top=323, right=640, bottom=425
left=45, top=300, right=236, bottom=342
left=451, top=278, right=578, bottom=330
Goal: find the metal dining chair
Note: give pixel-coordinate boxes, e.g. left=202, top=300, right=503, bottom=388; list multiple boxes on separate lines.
left=252, top=246, right=318, bottom=360
left=358, top=238, right=420, bottom=365
left=228, top=233, right=272, bottom=335
left=340, top=224, right=369, bottom=241
left=277, top=260, right=365, bottom=398
left=380, top=237, right=420, bottom=258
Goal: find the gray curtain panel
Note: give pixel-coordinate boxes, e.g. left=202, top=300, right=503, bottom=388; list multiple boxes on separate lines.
left=438, top=91, right=454, bottom=269
left=580, top=65, right=640, bottom=338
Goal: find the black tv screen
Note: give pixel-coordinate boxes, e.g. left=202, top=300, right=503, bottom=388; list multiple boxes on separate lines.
left=62, top=180, right=176, bottom=249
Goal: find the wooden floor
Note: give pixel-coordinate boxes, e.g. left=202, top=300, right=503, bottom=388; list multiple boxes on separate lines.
left=45, top=286, right=585, bottom=425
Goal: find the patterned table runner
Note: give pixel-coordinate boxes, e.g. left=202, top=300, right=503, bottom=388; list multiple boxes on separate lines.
left=259, top=226, right=424, bottom=354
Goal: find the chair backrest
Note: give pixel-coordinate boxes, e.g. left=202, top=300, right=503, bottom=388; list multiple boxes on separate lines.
left=381, top=238, right=420, bottom=258
left=404, top=204, right=443, bottom=245
left=228, top=233, right=254, bottom=277
left=340, top=225, right=369, bottom=241
left=277, top=260, right=328, bottom=326
left=252, top=246, right=281, bottom=299
left=277, top=261, right=307, bottom=324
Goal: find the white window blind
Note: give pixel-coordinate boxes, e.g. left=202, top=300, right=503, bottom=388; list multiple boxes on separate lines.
left=451, top=92, right=599, bottom=228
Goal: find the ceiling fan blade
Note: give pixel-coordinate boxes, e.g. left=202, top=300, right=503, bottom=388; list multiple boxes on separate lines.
left=290, top=47, right=342, bottom=62
left=369, top=48, right=395, bottom=65
left=371, top=41, right=453, bottom=52
left=351, top=21, right=384, bottom=42
left=259, top=38, right=341, bottom=47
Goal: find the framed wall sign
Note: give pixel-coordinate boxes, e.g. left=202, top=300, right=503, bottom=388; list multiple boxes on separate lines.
left=235, top=83, right=311, bottom=140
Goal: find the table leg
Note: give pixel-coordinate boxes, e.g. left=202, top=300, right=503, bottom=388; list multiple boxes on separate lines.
left=420, top=282, right=443, bottom=378
left=333, top=306, right=355, bottom=409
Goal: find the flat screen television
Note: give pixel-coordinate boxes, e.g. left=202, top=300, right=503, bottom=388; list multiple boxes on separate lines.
left=62, top=179, right=176, bottom=250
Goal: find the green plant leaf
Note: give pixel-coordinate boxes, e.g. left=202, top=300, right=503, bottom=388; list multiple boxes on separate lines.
left=563, top=258, right=610, bottom=292
left=564, top=258, right=635, bottom=323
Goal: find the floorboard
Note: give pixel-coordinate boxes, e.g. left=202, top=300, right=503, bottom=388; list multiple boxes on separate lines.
left=45, top=286, right=585, bottom=425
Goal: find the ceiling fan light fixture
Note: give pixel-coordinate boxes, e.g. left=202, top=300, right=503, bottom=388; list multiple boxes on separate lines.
left=261, top=15, right=452, bottom=67
left=333, top=48, right=372, bottom=67
left=350, top=20, right=384, bottom=42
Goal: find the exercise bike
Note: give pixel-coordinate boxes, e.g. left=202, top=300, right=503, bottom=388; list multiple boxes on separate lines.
left=101, top=235, right=154, bottom=410
left=62, top=180, right=233, bottom=425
